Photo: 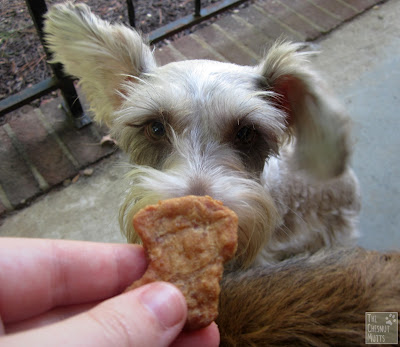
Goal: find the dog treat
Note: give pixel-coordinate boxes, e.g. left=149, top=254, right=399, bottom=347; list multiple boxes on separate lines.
left=125, top=195, right=238, bottom=331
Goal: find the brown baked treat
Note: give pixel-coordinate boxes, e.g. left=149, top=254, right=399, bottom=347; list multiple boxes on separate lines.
left=125, top=195, right=238, bottom=331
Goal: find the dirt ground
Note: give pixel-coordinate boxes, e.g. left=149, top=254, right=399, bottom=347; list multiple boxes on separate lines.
left=0, top=0, right=228, bottom=103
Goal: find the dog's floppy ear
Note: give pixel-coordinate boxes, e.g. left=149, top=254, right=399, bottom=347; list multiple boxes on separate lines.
left=257, top=41, right=350, bottom=179
left=44, top=2, right=156, bottom=126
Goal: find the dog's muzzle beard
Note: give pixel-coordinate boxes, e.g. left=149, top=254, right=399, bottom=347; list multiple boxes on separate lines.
left=119, top=139, right=279, bottom=269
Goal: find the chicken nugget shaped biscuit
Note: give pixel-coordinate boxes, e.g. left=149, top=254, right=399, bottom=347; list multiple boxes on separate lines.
left=125, top=195, right=238, bottom=331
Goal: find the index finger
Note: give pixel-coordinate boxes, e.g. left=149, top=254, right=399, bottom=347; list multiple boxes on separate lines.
left=0, top=238, right=146, bottom=324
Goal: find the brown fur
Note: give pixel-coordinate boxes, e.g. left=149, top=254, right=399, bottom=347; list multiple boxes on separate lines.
left=218, top=248, right=400, bottom=346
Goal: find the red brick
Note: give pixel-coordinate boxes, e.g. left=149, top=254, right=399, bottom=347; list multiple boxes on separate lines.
left=40, top=97, right=115, bottom=167
left=0, top=125, right=40, bottom=206
left=345, top=0, right=380, bottom=12
left=7, top=105, right=76, bottom=186
left=196, top=24, right=257, bottom=65
left=311, top=0, right=358, bottom=20
left=172, top=35, right=226, bottom=61
left=256, top=0, right=319, bottom=40
left=279, top=0, right=340, bottom=33
left=237, top=6, right=303, bottom=42
left=216, top=15, right=272, bottom=59
left=154, top=44, right=184, bottom=66
left=0, top=201, right=6, bottom=216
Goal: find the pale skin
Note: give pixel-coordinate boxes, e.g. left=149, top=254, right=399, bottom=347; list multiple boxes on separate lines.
left=0, top=238, right=219, bottom=347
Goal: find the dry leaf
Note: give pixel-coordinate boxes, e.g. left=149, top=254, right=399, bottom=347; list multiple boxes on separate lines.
left=83, top=168, right=94, bottom=176
left=72, top=174, right=80, bottom=184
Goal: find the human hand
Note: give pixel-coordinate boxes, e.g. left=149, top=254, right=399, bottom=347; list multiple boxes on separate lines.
left=0, top=238, right=219, bottom=346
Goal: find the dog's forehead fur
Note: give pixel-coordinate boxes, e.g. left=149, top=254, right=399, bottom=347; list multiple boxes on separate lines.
left=117, top=59, right=286, bottom=140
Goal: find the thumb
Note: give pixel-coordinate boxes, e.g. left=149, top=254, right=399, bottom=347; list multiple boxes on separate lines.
left=1, top=282, right=187, bottom=347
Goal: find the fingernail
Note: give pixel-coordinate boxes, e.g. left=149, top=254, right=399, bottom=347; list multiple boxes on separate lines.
left=140, top=282, right=186, bottom=329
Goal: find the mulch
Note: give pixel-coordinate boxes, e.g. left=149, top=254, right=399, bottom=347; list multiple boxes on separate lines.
left=0, top=0, right=234, bottom=105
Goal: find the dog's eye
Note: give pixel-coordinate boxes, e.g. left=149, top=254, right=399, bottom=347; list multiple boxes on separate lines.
left=235, top=126, right=256, bottom=146
left=145, top=121, right=166, bottom=141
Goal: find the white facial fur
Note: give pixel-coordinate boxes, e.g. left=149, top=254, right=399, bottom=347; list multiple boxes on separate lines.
left=113, top=60, right=287, bottom=267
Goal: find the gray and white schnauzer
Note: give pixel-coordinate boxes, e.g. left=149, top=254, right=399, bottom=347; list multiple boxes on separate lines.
left=44, top=3, right=400, bottom=345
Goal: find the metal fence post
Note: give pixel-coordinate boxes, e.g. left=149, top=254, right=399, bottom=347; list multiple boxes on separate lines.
left=194, top=0, right=201, bottom=17
left=24, top=0, right=91, bottom=128
left=126, top=0, right=136, bottom=27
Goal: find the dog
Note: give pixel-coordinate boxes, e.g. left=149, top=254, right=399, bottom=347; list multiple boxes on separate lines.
left=44, top=3, right=399, bottom=345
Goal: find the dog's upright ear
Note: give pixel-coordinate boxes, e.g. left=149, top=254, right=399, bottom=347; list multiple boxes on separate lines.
left=44, top=2, right=156, bottom=126
left=257, top=41, right=350, bottom=179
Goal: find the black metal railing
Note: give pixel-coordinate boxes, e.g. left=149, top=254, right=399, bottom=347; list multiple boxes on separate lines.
left=0, top=0, right=245, bottom=128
